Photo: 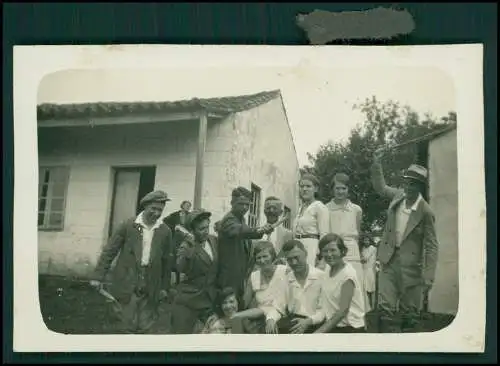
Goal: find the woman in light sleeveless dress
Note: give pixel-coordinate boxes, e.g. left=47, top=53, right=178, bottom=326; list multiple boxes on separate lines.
left=232, top=241, right=287, bottom=333
left=293, top=174, right=330, bottom=268
left=313, top=233, right=366, bottom=333
left=325, top=173, right=370, bottom=311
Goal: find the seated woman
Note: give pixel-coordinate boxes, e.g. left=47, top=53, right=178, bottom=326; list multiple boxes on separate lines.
left=201, top=287, right=241, bottom=334
left=314, top=233, right=366, bottom=334
left=231, top=241, right=288, bottom=333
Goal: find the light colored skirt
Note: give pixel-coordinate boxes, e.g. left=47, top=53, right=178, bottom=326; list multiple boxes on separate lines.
left=363, top=265, right=376, bottom=293
left=343, top=237, right=362, bottom=262
left=299, top=237, right=320, bottom=268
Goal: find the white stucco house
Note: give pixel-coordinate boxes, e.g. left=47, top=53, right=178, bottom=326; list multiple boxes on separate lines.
left=37, top=90, right=300, bottom=277
left=414, top=123, right=458, bottom=316
left=425, top=124, right=459, bottom=316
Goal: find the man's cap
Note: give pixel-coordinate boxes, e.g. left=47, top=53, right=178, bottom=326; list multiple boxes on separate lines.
left=403, top=164, right=428, bottom=184
left=231, top=186, right=252, bottom=204
left=139, top=190, right=171, bottom=208
left=186, top=209, right=212, bottom=230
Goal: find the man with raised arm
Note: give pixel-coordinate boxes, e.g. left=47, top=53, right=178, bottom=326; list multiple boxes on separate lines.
left=370, top=148, right=439, bottom=333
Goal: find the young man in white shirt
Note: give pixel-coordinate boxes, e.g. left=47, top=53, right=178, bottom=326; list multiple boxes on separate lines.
left=91, top=190, right=174, bottom=334
left=265, top=239, right=326, bottom=334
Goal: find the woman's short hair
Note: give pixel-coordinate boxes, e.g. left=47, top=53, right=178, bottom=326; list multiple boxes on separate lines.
left=180, top=200, right=191, bottom=208
left=299, top=173, right=320, bottom=188
left=318, top=233, right=348, bottom=257
left=253, top=240, right=277, bottom=262
left=215, top=287, right=238, bottom=316
left=332, top=172, right=350, bottom=187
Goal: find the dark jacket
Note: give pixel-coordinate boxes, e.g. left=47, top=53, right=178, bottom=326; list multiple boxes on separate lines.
left=163, top=210, right=188, bottom=232
left=93, top=218, right=174, bottom=304
left=216, top=211, right=264, bottom=301
left=173, top=234, right=219, bottom=311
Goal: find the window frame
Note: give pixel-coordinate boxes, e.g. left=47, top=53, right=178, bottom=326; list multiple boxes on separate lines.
left=247, top=183, right=262, bottom=228
left=38, top=166, right=70, bottom=232
left=283, top=205, right=292, bottom=230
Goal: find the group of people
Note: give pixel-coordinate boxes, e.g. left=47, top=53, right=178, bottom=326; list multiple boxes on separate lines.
left=90, top=148, right=439, bottom=335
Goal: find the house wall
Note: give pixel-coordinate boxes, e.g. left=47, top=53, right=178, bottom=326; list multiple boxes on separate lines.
left=38, top=100, right=299, bottom=277
left=37, top=120, right=201, bottom=277
left=427, top=128, right=459, bottom=315
left=202, top=97, right=300, bottom=225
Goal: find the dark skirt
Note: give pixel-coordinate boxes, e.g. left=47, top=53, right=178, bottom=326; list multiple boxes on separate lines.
left=277, top=314, right=322, bottom=334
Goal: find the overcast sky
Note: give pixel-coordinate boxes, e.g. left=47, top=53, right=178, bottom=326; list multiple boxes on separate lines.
left=38, top=66, right=456, bottom=167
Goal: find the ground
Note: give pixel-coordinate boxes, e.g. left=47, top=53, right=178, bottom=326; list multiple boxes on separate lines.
left=39, top=275, right=455, bottom=334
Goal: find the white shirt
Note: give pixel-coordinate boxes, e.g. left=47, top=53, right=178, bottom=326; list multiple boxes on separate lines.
left=264, top=226, right=281, bottom=253
left=294, top=200, right=330, bottom=237
left=264, top=229, right=278, bottom=245
left=326, top=199, right=362, bottom=239
left=135, top=212, right=163, bottom=266
left=203, top=240, right=214, bottom=261
left=395, top=193, right=422, bottom=247
left=320, top=262, right=366, bottom=329
left=250, top=265, right=288, bottom=315
left=267, top=266, right=327, bottom=325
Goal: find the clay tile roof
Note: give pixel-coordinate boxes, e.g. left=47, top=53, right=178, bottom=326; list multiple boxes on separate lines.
left=37, top=90, right=281, bottom=120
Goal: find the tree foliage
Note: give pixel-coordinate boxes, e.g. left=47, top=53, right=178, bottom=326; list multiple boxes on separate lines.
left=303, top=96, right=455, bottom=234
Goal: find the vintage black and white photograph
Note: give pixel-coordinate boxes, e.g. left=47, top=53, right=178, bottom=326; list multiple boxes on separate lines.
left=14, top=45, right=485, bottom=352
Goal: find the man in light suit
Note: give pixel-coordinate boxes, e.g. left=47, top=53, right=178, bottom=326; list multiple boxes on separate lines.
left=91, top=190, right=174, bottom=334
left=258, top=196, right=293, bottom=264
left=371, top=149, right=439, bottom=333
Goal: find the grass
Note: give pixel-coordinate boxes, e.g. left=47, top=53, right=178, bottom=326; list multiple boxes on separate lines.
left=39, top=274, right=172, bottom=334
left=39, top=274, right=455, bottom=334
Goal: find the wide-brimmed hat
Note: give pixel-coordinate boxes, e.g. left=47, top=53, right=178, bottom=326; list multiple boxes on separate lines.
left=139, top=190, right=171, bottom=208
left=402, top=164, right=428, bottom=184
left=186, top=209, right=212, bottom=230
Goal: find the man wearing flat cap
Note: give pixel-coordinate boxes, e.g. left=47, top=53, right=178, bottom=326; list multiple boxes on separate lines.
left=91, top=190, right=174, bottom=334
left=169, top=209, right=220, bottom=334
left=216, top=186, right=274, bottom=307
left=371, top=149, right=439, bottom=333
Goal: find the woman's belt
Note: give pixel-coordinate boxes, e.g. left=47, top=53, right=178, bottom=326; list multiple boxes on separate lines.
left=295, top=233, right=320, bottom=240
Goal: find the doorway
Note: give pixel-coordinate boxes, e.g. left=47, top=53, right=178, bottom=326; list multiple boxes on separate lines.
left=108, top=166, right=156, bottom=236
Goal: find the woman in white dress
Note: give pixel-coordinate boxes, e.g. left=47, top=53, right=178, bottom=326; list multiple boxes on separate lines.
left=232, top=241, right=288, bottom=333
left=293, top=174, right=330, bottom=268
left=325, top=173, right=369, bottom=311
left=360, top=234, right=377, bottom=310
left=314, top=233, right=366, bottom=333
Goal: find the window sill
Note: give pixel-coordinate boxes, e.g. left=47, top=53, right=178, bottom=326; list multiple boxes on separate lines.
left=38, top=228, right=65, bottom=232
